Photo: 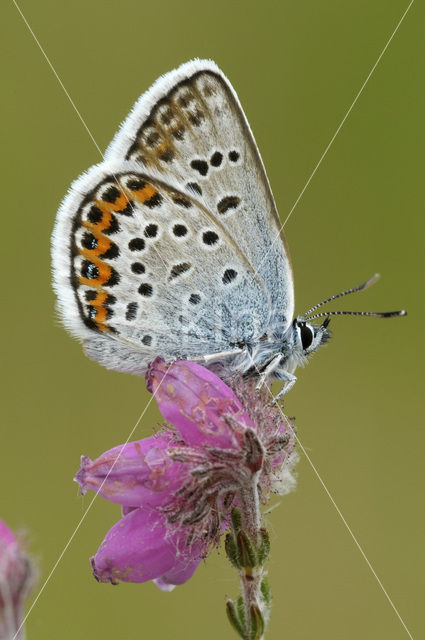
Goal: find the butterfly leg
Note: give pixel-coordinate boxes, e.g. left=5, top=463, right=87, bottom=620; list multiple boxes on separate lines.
left=198, top=348, right=244, bottom=365
left=273, top=372, right=297, bottom=401
left=255, top=354, right=282, bottom=392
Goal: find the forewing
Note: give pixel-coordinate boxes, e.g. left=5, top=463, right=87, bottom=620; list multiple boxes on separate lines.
left=105, top=59, right=294, bottom=326
left=52, top=163, right=272, bottom=375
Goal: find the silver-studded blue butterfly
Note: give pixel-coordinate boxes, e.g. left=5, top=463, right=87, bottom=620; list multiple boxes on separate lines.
left=52, top=59, right=406, bottom=395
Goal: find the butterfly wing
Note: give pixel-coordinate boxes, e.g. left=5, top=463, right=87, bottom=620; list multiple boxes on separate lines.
left=105, top=59, right=293, bottom=321
left=52, top=163, right=272, bottom=374
left=52, top=60, right=294, bottom=375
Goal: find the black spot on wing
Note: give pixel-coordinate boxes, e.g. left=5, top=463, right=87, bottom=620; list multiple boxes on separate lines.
left=190, top=160, right=208, bottom=176
left=131, top=262, right=145, bottom=274
left=222, top=269, right=237, bottom=284
left=103, top=214, right=119, bottom=235
left=202, top=231, right=219, bottom=246
left=101, top=185, right=120, bottom=203
left=173, top=224, right=188, bottom=237
left=144, top=224, right=158, bottom=238
left=217, top=196, right=240, bottom=214
left=82, top=232, right=97, bottom=250
left=81, top=261, right=98, bottom=280
left=115, top=200, right=134, bottom=216
left=210, top=151, right=223, bottom=167
left=100, top=244, right=119, bottom=260
left=128, top=238, right=145, bottom=251
left=88, top=206, right=103, bottom=224
left=186, top=182, right=202, bottom=195
left=127, top=179, right=146, bottom=191
left=126, top=302, right=138, bottom=321
left=144, top=193, right=163, bottom=209
left=85, top=290, right=97, bottom=302
left=169, top=262, right=191, bottom=280
left=105, top=268, right=120, bottom=287
left=87, top=305, right=97, bottom=319
left=138, top=283, right=153, bottom=297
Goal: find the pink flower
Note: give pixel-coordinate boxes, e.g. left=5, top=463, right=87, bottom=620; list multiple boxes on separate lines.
left=0, top=520, right=34, bottom=640
left=76, top=358, right=297, bottom=591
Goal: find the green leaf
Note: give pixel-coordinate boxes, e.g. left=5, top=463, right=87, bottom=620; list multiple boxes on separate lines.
left=237, top=530, right=258, bottom=569
left=225, top=532, right=241, bottom=569
left=257, top=528, right=270, bottom=565
left=237, top=596, right=246, bottom=626
left=260, top=578, right=272, bottom=607
left=226, top=599, right=247, bottom=639
left=249, top=604, right=265, bottom=640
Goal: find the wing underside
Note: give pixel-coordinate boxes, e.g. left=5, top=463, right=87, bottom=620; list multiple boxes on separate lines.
left=52, top=60, right=294, bottom=375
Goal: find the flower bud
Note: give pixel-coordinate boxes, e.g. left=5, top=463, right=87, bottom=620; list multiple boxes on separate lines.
left=0, top=520, right=34, bottom=640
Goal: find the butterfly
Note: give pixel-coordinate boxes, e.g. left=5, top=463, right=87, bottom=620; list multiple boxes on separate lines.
left=52, top=59, right=406, bottom=395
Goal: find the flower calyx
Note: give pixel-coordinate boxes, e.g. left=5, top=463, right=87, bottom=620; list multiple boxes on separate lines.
left=226, top=598, right=266, bottom=640
left=224, top=508, right=270, bottom=572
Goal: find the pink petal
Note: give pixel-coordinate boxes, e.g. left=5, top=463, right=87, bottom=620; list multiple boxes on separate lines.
left=153, top=553, right=202, bottom=591
left=146, top=358, right=254, bottom=449
left=91, top=507, right=201, bottom=585
left=75, top=434, right=187, bottom=507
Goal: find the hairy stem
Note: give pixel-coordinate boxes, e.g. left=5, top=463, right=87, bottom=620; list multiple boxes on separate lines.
left=239, top=474, right=266, bottom=640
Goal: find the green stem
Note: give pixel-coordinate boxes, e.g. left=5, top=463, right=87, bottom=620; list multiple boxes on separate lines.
left=238, top=475, right=268, bottom=640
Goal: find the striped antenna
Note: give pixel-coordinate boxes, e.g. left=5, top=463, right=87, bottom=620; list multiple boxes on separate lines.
left=308, top=309, right=407, bottom=321
left=302, top=274, right=381, bottom=319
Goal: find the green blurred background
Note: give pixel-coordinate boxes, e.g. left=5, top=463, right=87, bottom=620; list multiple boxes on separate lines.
left=1, top=1, right=423, bottom=638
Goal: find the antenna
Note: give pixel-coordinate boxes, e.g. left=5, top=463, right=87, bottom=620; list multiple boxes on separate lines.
left=302, top=274, right=381, bottom=319
left=302, top=274, right=407, bottom=322
left=308, top=309, right=407, bottom=321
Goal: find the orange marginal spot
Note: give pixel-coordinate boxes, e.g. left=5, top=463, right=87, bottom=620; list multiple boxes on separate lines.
left=132, top=183, right=158, bottom=204
left=79, top=257, right=112, bottom=288
left=104, top=192, right=129, bottom=213
left=94, top=307, right=108, bottom=324
left=80, top=232, right=113, bottom=259
left=91, top=291, right=109, bottom=305
left=84, top=203, right=113, bottom=233
left=84, top=290, right=110, bottom=331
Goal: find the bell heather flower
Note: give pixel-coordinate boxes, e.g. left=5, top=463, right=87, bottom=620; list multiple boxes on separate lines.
left=75, top=357, right=297, bottom=592
left=0, top=520, right=34, bottom=640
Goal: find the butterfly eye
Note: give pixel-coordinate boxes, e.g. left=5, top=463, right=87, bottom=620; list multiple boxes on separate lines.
left=299, top=323, right=314, bottom=351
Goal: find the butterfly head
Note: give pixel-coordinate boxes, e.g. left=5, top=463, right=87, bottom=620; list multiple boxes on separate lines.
left=292, top=316, right=331, bottom=361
